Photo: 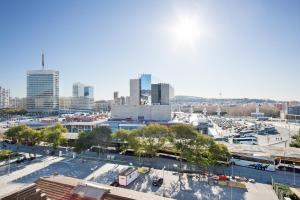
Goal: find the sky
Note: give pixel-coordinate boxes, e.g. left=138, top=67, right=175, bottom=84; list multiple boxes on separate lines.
left=0, top=0, right=299, bottom=101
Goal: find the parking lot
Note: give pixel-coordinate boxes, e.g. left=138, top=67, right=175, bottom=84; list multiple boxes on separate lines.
left=84, top=160, right=279, bottom=200
left=5, top=140, right=300, bottom=199
left=0, top=141, right=289, bottom=200
left=0, top=155, right=280, bottom=200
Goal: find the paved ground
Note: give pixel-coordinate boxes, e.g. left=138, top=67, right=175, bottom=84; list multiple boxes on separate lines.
left=86, top=161, right=279, bottom=200
left=0, top=156, right=64, bottom=194
left=0, top=155, right=280, bottom=200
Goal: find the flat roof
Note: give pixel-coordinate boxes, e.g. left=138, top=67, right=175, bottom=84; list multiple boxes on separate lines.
left=27, top=69, right=58, bottom=74
left=119, top=124, right=145, bottom=127
left=119, top=167, right=137, bottom=176
left=63, top=120, right=106, bottom=126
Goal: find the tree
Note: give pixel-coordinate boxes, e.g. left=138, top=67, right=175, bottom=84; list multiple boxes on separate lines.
left=44, top=123, right=67, bottom=150
left=112, top=128, right=140, bottom=153
left=4, top=124, right=28, bottom=141
left=0, top=108, right=27, bottom=116
left=75, top=126, right=112, bottom=154
left=5, top=125, right=45, bottom=153
left=74, top=131, right=93, bottom=153
left=112, top=129, right=132, bottom=150
left=169, top=124, right=198, bottom=170
left=90, top=126, right=112, bottom=148
left=133, top=124, right=170, bottom=157
left=29, top=129, right=44, bottom=146
left=189, top=135, right=230, bottom=170
left=290, top=129, right=300, bottom=148
left=188, top=134, right=213, bottom=169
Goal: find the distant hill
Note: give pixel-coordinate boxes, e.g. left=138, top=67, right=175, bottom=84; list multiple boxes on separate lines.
left=172, top=95, right=279, bottom=105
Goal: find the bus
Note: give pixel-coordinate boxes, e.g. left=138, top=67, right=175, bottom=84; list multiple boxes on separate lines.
left=157, top=153, right=187, bottom=162
left=275, top=156, right=300, bottom=172
left=232, top=137, right=258, bottom=145
left=230, top=153, right=275, bottom=171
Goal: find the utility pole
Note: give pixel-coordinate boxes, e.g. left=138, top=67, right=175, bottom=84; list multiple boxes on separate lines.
left=8, top=154, right=10, bottom=175
left=293, top=162, right=296, bottom=186
left=231, top=157, right=233, bottom=200
left=42, top=52, right=45, bottom=70
left=162, top=166, right=166, bottom=197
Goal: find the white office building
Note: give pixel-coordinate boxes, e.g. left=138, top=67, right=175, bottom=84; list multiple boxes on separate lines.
left=71, top=82, right=94, bottom=111
left=0, top=86, right=10, bottom=109
left=73, top=82, right=85, bottom=97
left=111, top=104, right=172, bottom=121
left=112, top=74, right=174, bottom=121
left=59, top=97, right=72, bottom=110
left=9, top=97, right=26, bottom=109
left=130, top=79, right=140, bottom=106
left=26, top=70, right=59, bottom=113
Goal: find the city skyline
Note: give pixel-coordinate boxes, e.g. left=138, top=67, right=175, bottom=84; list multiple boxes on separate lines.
left=1, top=0, right=300, bottom=101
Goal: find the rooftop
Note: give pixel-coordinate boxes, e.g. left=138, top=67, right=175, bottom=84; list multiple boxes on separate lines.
left=119, top=167, right=137, bottom=177
left=1, top=175, right=172, bottom=200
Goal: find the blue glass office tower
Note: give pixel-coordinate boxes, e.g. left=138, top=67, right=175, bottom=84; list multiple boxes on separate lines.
left=84, top=86, right=94, bottom=98
left=140, top=74, right=151, bottom=105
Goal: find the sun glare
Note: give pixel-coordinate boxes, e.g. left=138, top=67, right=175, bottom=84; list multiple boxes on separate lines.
left=170, top=14, right=202, bottom=47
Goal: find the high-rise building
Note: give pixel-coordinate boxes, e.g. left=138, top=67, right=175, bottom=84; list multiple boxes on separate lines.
left=113, top=91, right=119, bottom=100
left=71, top=83, right=94, bottom=111
left=151, top=83, right=174, bottom=105
left=59, top=97, right=72, bottom=110
left=27, top=70, right=59, bottom=113
left=112, top=74, right=174, bottom=121
left=129, top=74, right=152, bottom=105
left=94, top=100, right=111, bottom=112
left=125, top=96, right=130, bottom=105
left=9, top=97, right=26, bottom=109
left=0, top=86, right=10, bottom=109
left=130, top=79, right=140, bottom=105
left=140, top=74, right=151, bottom=105
left=84, top=86, right=94, bottom=98
left=73, top=82, right=84, bottom=97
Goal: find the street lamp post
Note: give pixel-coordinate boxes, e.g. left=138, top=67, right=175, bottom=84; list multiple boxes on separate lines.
left=231, top=157, right=233, bottom=200
left=293, top=162, right=296, bottom=186
left=8, top=154, right=10, bottom=175
left=98, top=145, right=100, bottom=158
left=162, top=166, right=165, bottom=197
left=289, top=123, right=291, bottom=146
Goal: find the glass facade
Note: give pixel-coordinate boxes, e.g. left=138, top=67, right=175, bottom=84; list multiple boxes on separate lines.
left=140, top=74, right=151, bottom=105
left=27, top=70, right=59, bottom=113
left=73, top=82, right=84, bottom=97
left=71, top=83, right=94, bottom=111
left=84, top=86, right=94, bottom=98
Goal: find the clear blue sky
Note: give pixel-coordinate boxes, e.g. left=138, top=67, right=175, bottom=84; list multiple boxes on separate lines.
left=0, top=0, right=299, bottom=101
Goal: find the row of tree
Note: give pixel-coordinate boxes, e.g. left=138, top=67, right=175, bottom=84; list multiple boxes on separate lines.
left=4, top=123, right=67, bottom=150
left=0, top=108, right=27, bottom=116
left=290, top=129, right=300, bottom=148
left=75, top=124, right=230, bottom=169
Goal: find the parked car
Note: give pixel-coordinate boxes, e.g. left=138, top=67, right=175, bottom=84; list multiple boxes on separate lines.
left=152, top=178, right=163, bottom=187
left=110, top=181, right=120, bottom=187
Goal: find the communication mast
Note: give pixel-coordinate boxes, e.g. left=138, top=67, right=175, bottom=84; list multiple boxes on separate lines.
left=42, top=52, right=45, bottom=70
left=217, top=91, right=222, bottom=116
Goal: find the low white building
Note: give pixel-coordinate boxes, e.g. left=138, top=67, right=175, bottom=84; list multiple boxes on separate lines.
left=63, top=120, right=107, bottom=133
left=111, top=104, right=172, bottom=121
left=118, top=167, right=139, bottom=186
left=71, top=97, right=94, bottom=111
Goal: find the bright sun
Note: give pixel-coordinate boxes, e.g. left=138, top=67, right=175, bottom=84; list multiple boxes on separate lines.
left=170, top=15, right=202, bottom=47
